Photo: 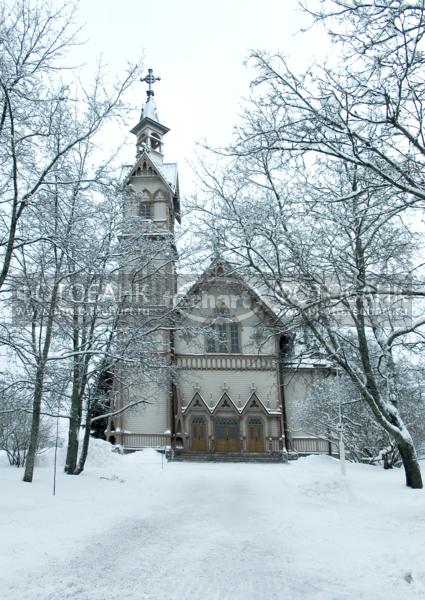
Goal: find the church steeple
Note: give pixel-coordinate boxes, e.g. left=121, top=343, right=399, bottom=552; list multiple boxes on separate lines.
left=130, top=68, right=170, bottom=160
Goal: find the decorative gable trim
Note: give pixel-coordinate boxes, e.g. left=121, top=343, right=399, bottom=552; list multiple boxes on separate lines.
left=130, top=159, right=159, bottom=178
left=212, top=392, right=239, bottom=415
left=241, top=392, right=269, bottom=416
left=181, top=392, right=209, bottom=414
left=182, top=390, right=277, bottom=417
left=123, top=150, right=175, bottom=196
left=176, top=258, right=280, bottom=326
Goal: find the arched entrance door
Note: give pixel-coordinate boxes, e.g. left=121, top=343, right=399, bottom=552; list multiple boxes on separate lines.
left=215, top=417, right=240, bottom=452
left=191, top=416, right=208, bottom=451
left=247, top=416, right=265, bottom=452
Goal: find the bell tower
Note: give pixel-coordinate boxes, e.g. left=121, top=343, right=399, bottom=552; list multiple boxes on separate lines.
left=107, top=69, right=180, bottom=450
left=125, top=67, right=181, bottom=235
left=130, top=69, right=170, bottom=159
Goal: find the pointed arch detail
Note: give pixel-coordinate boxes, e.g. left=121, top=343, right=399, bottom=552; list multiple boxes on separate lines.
left=212, top=392, right=239, bottom=415
left=241, top=393, right=269, bottom=416
left=182, top=392, right=209, bottom=414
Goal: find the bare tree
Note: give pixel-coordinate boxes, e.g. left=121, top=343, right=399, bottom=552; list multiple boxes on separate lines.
left=0, top=0, right=140, bottom=482
left=190, top=0, right=425, bottom=488
left=14, top=145, right=98, bottom=482
left=0, top=377, right=52, bottom=467
left=4, top=164, right=186, bottom=480
left=243, top=3, right=425, bottom=207
left=0, top=0, right=138, bottom=292
left=300, top=368, right=425, bottom=466
left=193, top=143, right=424, bottom=487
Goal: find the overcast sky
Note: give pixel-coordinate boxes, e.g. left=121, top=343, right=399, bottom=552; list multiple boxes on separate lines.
left=76, top=0, right=327, bottom=191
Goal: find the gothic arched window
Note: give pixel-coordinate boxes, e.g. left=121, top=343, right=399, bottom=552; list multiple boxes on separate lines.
left=230, top=321, right=239, bottom=353
left=140, top=202, right=151, bottom=219
left=205, top=319, right=240, bottom=354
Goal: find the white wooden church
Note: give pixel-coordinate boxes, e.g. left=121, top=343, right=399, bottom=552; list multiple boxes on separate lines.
left=105, top=71, right=331, bottom=460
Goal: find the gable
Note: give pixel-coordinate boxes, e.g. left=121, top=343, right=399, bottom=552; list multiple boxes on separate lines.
left=181, top=390, right=275, bottom=416
left=212, top=393, right=239, bottom=414
left=130, top=157, right=160, bottom=179
left=123, top=151, right=181, bottom=224
left=175, top=262, right=280, bottom=356
left=124, top=151, right=177, bottom=195
left=177, top=261, right=279, bottom=327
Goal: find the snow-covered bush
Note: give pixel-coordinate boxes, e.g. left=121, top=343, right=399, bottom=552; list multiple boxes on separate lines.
left=0, top=393, right=52, bottom=467
left=301, top=369, right=425, bottom=467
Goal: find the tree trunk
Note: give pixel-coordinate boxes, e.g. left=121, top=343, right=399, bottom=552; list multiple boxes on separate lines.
left=398, top=439, right=423, bottom=489
left=65, top=298, right=82, bottom=474
left=64, top=387, right=80, bottom=474
left=22, top=367, right=44, bottom=482
left=23, top=268, right=63, bottom=482
left=74, top=401, right=92, bottom=475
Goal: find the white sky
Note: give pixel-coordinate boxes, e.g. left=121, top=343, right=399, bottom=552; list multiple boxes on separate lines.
left=76, top=0, right=327, bottom=192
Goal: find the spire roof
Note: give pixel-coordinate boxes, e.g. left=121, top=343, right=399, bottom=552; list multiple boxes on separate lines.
left=140, top=96, right=160, bottom=123
left=130, top=67, right=169, bottom=138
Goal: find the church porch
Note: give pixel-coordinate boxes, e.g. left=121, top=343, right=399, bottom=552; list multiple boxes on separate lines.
left=179, top=411, right=284, bottom=455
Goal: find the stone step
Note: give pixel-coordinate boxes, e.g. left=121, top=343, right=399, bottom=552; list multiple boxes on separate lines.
left=170, top=451, right=285, bottom=463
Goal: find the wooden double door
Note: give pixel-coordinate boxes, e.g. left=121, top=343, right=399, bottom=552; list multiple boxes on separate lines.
left=191, top=416, right=208, bottom=451
left=191, top=415, right=265, bottom=453
left=247, top=417, right=265, bottom=452
left=215, top=417, right=240, bottom=452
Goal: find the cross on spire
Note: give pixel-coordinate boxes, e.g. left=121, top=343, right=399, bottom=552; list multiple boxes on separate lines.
left=141, top=68, right=161, bottom=98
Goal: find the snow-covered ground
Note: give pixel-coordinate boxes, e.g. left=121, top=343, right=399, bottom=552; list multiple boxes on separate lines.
left=1, top=442, right=425, bottom=600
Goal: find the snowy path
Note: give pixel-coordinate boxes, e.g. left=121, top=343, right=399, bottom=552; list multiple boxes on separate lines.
left=1, top=449, right=425, bottom=600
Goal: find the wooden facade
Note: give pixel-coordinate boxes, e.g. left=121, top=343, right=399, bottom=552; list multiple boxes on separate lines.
left=106, top=85, right=333, bottom=461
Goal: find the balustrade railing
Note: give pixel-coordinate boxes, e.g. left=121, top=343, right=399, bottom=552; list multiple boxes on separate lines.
left=122, top=433, right=170, bottom=448
left=290, top=437, right=337, bottom=455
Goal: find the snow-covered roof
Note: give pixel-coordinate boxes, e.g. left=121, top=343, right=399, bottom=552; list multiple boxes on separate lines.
left=123, top=150, right=179, bottom=196
left=149, top=154, right=178, bottom=193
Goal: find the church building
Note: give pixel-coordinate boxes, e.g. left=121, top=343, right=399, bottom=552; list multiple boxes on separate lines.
left=105, top=70, right=332, bottom=460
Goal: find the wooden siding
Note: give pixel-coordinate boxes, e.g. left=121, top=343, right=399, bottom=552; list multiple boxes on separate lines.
left=123, top=381, right=169, bottom=433
left=178, top=368, right=280, bottom=412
